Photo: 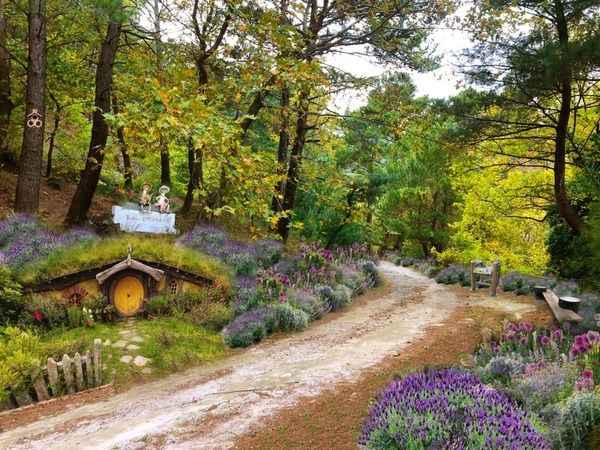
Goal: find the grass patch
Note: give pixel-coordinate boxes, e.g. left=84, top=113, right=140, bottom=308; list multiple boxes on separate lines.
left=136, top=318, right=227, bottom=373
left=38, top=318, right=228, bottom=386
left=15, top=234, right=233, bottom=290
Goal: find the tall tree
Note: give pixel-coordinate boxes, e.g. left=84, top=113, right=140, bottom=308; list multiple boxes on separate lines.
left=459, top=0, right=600, bottom=233
left=0, top=0, right=12, bottom=157
left=15, top=0, right=46, bottom=213
left=65, top=18, right=122, bottom=224
left=180, top=0, right=232, bottom=215
left=152, top=0, right=170, bottom=186
left=269, top=0, right=449, bottom=241
left=112, top=94, right=133, bottom=190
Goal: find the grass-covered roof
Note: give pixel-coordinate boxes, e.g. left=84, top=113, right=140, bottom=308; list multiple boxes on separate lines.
left=14, top=235, right=233, bottom=290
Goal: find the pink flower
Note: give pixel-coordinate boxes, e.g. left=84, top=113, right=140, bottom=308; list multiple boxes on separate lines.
left=586, top=331, right=600, bottom=344
left=520, top=322, right=534, bottom=333
left=32, top=309, right=43, bottom=322
left=582, top=369, right=594, bottom=380
left=539, top=335, right=551, bottom=347
left=551, top=329, right=563, bottom=341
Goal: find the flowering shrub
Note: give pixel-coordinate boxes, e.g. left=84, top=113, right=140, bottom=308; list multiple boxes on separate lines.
left=0, top=215, right=95, bottom=269
left=222, top=306, right=278, bottom=347
left=359, top=368, right=548, bottom=449
left=510, top=362, right=577, bottom=411
left=179, top=225, right=282, bottom=276
left=288, top=288, right=329, bottom=320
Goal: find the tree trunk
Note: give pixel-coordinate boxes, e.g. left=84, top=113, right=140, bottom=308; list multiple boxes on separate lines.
left=271, top=85, right=289, bottom=214
left=65, top=21, right=120, bottom=225
left=276, top=91, right=309, bottom=241
left=0, top=0, right=12, bottom=157
left=154, top=0, right=170, bottom=187
left=554, top=0, right=583, bottom=233
left=14, top=0, right=46, bottom=213
left=112, top=94, right=132, bottom=190
left=182, top=138, right=203, bottom=216
left=45, top=105, right=59, bottom=178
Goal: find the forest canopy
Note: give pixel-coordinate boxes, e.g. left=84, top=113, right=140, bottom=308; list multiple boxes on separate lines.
left=0, top=0, right=599, bottom=282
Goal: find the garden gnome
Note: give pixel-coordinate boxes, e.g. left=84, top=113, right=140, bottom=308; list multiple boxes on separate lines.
left=139, top=183, right=152, bottom=211
left=155, top=185, right=170, bottom=214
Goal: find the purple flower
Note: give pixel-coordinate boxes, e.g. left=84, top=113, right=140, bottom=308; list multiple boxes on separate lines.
left=359, top=368, right=548, bottom=449
left=520, top=321, right=534, bottom=333
left=540, top=335, right=551, bottom=347
left=586, top=331, right=600, bottom=344
left=551, top=329, right=564, bottom=342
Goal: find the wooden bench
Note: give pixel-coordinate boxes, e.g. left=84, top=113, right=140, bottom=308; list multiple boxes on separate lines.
left=542, top=289, right=583, bottom=323
left=470, top=260, right=501, bottom=297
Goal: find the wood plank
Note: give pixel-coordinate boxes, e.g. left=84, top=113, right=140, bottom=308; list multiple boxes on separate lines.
left=62, top=354, right=76, bottom=394
left=47, top=357, right=60, bottom=396
left=473, top=267, right=492, bottom=275
left=543, top=290, right=583, bottom=323
left=93, top=339, right=102, bottom=386
left=84, top=351, right=94, bottom=388
left=73, top=353, right=85, bottom=391
left=31, top=368, right=50, bottom=401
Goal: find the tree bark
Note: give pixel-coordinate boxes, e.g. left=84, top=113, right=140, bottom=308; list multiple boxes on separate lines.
left=554, top=0, right=583, bottom=233
left=276, top=91, right=309, bottom=241
left=182, top=138, right=203, bottom=216
left=65, top=21, right=121, bottom=225
left=15, top=0, right=46, bottom=213
left=0, top=0, right=12, bottom=157
left=112, top=94, right=132, bottom=190
left=45, top=101, right=59, bottom=178
left=271, top=85, right=289, bottom=214
left=154, top=0, right=170, bottom=187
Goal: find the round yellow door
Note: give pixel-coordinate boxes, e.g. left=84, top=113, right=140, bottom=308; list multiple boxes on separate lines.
left=113, top=276, right=144, bottom=316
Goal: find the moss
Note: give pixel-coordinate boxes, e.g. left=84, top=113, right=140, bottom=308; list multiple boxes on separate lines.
left=15, top=235, right=233, bottom=292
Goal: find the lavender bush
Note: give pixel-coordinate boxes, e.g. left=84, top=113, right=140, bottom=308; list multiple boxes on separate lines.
left=359, top=368, right=549, bottom=449
left=222, top=306, right=277, bottom=347
left=0, top=215, right=95, bottom=268
left=179, top=225, right=283, bottom=276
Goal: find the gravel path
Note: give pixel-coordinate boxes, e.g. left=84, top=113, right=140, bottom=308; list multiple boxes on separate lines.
left=1, top=263, right=489, bottom=450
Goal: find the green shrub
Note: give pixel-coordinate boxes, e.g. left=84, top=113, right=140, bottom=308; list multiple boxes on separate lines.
left=555, top=392, right=600, bottom=449
left=361, top=261, right=381, bottom=287
left=188, top=303, right=233, bottom=331
left=146, top=295, right=173, bottom=316
left=271, top=303, right=309, bottom=331
left=330, top=285, right=352, bottom=310
left=66, top=306, right=84, bottom=328
left=0, top=266, right=23, bottom=326
left=0, top=327, right=41, bottom=402
left=28, top=297, right=67, bottom=329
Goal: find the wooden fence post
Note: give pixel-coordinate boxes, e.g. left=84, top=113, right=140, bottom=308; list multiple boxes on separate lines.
left=62, top=354, right=75, bottom=394
left=490, top=260, right=501, bottom=297
left=47, top=357, right=59, bottom=396
left=31, top=367, right=50, bottom=401
left=84, top=350, right=94, bottom=388
left=73, top=352, right=85, bottom=391
left=93, top=338, right=102, bottom=386
left=470, top=261, right=476, bottom=291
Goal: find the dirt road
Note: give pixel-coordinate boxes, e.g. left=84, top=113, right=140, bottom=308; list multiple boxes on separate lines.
left=0, top=263, right=538, bottom=450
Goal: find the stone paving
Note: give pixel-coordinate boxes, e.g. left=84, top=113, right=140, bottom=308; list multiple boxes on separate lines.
left=104, top=319, right=152, bottom=373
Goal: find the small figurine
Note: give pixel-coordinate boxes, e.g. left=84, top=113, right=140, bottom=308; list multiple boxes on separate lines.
left=155, top=185, right=170, bottom=214
left=139, top=183, right=153, bottom=212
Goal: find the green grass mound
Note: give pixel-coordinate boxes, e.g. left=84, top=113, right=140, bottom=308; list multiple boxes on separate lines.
left=15, top=235, right=233, bottom=291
